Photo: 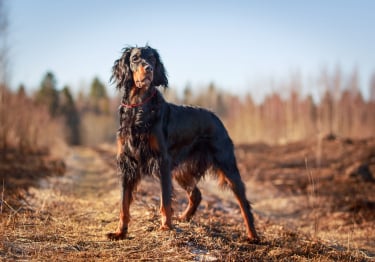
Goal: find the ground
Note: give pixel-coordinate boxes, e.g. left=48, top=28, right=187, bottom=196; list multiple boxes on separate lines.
left=1, top=137, right=374, bottom=261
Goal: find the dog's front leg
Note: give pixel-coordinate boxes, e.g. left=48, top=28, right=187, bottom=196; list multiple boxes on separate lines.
left=159, top=156, right=173, bottom=230
left=107, top=137, right=138, bottom=240
left=107, top=180, right=134, bottom=240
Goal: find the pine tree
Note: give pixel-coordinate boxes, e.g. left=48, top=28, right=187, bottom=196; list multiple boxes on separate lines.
left=35, top=72, right=59, bottom=117
left=60, top=86, right=81, bottom=145
left=89, top=77, right=109, bottom=114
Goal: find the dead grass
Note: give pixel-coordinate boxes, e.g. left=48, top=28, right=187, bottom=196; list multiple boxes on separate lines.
left=0, top=147, right=66, bottom=212
left=237, top=136, right=375, bottom=258
left=1, top=140, right=374, bottom=261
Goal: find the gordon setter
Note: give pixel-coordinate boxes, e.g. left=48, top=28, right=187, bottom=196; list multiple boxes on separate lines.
left=107, top=45, right=259, bottom=242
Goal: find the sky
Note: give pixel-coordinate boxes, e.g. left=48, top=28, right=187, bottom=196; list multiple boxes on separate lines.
left=6, top=0, right=375, bottom=100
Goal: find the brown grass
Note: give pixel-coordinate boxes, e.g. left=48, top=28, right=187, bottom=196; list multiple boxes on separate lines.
left=1, top=140, right=374, bottom=261
left=237, top=136, right=375, bottom=257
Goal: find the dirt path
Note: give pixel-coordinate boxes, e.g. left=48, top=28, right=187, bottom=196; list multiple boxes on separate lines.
left=2, top=147, right=254, bottom=261
left=1, top=146, right=372, bottom=261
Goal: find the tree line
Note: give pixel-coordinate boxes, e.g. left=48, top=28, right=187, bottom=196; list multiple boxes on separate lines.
left=1, top=68, right=374, bottom=154
left=0, top=70, right=116, bottom=155
left=172, top=69, right=375, bottom=144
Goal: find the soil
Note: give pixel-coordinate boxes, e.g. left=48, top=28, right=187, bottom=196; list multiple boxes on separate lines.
left=1, top=136, right=374, bottom=261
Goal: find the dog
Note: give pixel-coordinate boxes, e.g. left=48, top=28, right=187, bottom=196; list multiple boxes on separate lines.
left=107, top=45, right=259, bottom=242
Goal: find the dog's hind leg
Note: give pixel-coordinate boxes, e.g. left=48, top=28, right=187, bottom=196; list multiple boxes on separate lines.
left=218, top=168, right=259, bottom=242
left=214, top=148, right=259, bottom=242
left=179, top=186, right=202, bottom=221
left=174, top=172, right=202, bottom=221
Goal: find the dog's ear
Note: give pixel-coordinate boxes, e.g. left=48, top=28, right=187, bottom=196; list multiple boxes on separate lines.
left=111, top=47, right=133, bottom=92
left=150, top=47, right=168, bottom=88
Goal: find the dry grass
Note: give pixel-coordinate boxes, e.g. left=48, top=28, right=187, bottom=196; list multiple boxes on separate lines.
left=1, top=141, right=373, bottom=261
left=237, top=136, right=375, bottom=259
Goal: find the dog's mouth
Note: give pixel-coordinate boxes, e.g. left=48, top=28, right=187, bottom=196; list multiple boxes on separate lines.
left=135, top=76, right=152, bottom=88
left=135, top=74, right=153, bottom=88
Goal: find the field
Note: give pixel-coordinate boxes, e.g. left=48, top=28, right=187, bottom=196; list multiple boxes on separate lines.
left=1, top=136, right=374, bottom=261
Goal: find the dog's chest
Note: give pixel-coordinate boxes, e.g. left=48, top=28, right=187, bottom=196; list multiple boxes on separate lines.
left=118, top=107, right=161, bottom=176
left=119, top=106, right=159, bottom=157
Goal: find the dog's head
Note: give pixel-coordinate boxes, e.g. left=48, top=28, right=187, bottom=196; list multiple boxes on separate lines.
left=111, top=46, right=168, bottom=94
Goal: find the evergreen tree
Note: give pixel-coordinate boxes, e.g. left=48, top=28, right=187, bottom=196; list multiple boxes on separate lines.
left=89, top=77, right=109, bottom=114
left=17, top=84, right=26, bottom=97
left=60, top=86, right=81, bottom=145
left=35, top=72, right=59, bottom=116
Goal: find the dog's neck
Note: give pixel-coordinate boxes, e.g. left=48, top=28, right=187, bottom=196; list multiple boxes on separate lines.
left=129, top=86, right=148, bottom=103
left=121, top=86, right=157, bottom=109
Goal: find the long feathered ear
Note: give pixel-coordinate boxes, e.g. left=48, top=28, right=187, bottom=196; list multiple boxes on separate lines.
left=110, top=47, right=133, bottom=93
left=150, top=47, right=168, bottom=88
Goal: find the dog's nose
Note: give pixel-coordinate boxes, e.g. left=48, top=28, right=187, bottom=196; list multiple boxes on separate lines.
left=144, top=64, right=153, bottom=73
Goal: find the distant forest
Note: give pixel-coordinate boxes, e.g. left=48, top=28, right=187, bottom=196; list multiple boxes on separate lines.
left=1, top=72, right=118, bottom=153
left=1, top=68, right=375, bottom=156
left=169, top=69, right=375, bottom=144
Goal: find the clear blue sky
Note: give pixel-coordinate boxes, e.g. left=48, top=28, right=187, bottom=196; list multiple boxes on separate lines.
left=7, top=0, right=375, bottom=100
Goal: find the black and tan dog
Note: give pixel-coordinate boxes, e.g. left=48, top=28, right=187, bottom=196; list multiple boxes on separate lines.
left=107, top=45, right=259, bottom=242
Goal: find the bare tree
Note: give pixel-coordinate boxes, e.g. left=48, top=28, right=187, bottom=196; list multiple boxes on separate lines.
left=0, top=0, right=9, bottom=151
left=0, top=0, right=9, bottom=87
left=370, top=72, right=375, bottom=102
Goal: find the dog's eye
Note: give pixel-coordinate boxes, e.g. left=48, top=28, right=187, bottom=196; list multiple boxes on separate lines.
left=132, top=55, right=140, bottom=62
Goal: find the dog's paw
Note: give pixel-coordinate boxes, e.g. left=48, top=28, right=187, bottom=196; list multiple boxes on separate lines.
left=159, top=224, right=173, bottom=231
left=247, top=236, right=260, bottom=244
left=177, top=215, right=191, bottom=222
left=106, top=231, right=127, bottom=240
